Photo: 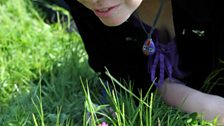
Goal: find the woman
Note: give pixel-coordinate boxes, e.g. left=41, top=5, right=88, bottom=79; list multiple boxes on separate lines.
left=64, top=0, right=224, bottom=124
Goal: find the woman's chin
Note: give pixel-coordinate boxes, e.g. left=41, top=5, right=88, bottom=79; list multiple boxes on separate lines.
left=100, top=18, right=128, bottom=27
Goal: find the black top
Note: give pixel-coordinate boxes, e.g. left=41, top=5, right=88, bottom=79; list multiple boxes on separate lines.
left=172, top=0, right=224, bottom=96
left=64, top=0, right=224, bottom=96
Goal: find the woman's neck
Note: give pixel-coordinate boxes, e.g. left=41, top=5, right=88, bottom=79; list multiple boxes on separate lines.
left=136, top=0, right=175, bottom=40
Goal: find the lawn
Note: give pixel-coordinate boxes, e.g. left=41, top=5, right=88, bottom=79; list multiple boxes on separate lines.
left=0, top=0, right=218, bottom=125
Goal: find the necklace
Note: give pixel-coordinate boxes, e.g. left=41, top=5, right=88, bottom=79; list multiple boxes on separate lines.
left=137, top=0, right=176, bottom=87
left=136, top=0, right=165, bottom=56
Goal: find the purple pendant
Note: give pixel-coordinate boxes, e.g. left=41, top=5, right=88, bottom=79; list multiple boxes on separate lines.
left=142, top=38, right=156, bottom=55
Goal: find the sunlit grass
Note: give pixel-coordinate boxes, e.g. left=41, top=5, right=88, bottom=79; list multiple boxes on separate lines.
left=0, top=0, right=81, bottom=104
left=0, top=0, right=94, bottom=125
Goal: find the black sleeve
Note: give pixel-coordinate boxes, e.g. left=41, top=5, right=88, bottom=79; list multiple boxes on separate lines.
left=63, top=0, right=109, bottom=73
left=172, top=0, right=224, bottom=96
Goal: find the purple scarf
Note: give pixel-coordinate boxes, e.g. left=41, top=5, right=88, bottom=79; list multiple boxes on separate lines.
left=148, top=40, right=187, bottom=88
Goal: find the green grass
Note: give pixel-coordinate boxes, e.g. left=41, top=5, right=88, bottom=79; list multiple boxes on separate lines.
left=0, top=0, right=81, bottom=104
left=0, top=0, right=221, bottom=126
left=0, top=0, right=96, bottom=125
left=82, top=70, right=217, bottom=126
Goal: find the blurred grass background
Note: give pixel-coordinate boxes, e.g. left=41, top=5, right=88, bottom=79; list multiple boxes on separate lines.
left=0, top=0, right=98, bottom=125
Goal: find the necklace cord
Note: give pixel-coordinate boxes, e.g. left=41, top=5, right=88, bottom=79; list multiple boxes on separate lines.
left=149, top=0, right=165, bottom=38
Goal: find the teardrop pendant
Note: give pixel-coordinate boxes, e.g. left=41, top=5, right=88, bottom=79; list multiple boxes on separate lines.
left=142, top=38, right=156, bottom=55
